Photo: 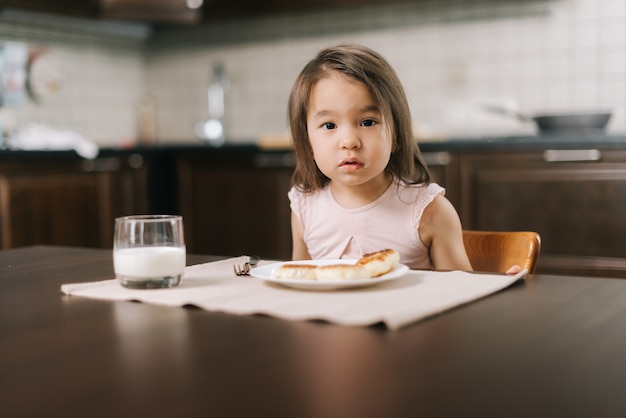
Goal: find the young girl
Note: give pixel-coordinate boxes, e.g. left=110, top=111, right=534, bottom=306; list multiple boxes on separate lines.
left=287, top=43, right=473, bottom=271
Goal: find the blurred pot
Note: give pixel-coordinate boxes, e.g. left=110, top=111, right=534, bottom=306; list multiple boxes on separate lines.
left=480, top=103, right=612, bottom=134
left=533, top=112, right=611, bottom=133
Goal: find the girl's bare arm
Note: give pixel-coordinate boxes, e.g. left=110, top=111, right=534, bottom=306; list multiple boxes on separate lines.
left=291, top=211, right=312, bottom=261
left=419, top=194, right=473, bottom=271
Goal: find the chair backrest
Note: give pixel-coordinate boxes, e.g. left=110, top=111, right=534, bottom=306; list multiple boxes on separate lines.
left=462, top=230, right=541, bottom=274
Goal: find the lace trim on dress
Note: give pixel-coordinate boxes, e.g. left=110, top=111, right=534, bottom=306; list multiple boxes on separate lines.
left=287, top=187, right=308, bottom=228
left=412, top=183, right=445, bottom=229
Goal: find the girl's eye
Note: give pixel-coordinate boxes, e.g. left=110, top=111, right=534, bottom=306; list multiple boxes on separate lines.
left=322, top=122, right=336, bottom=130
left=361, top=119, right=377, bottom=127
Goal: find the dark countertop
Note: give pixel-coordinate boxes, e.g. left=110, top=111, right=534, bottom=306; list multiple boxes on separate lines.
left=1, top=133, right=626, bottom=161
left=420, top=133, right=626, bottom=152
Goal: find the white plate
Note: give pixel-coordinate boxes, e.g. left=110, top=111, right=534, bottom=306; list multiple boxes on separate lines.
left=250, top=259, right=410, bottom=291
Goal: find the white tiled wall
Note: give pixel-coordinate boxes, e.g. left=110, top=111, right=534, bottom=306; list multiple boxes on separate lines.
left=0, top=11, right=148, bottom=147
left=1, top=0, right=625, bottom=146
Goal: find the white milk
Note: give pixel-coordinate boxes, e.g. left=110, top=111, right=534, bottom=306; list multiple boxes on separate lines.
left=114, top=246, right=186, bottom=278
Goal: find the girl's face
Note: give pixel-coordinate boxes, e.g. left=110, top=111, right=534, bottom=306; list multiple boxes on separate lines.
left=306, top=72, right=393, bottom=191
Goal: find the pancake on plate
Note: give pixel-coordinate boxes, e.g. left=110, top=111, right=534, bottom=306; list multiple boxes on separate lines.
left=356, top=249, right=400, bottom=277
left=272, top=263, right=318, bottom=279
left=316, top=264, right=371, bottom=281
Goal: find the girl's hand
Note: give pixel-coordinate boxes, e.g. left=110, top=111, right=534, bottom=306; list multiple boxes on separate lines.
left=506, top=265, right=522, bottom=275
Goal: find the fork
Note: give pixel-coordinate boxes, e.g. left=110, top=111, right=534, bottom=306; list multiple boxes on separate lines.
left=233, top=255, right=260, bottom=276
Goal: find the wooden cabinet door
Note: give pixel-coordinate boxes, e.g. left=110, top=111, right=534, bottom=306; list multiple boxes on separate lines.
left=0, top=155, right=148, bottom=250
left=0, top=170, right=112, bottom=248
left=177, top=156, right=293, bottom=260
left=422, top=151, right=460, bottom=210
left=459, top=149, right=626, bottom=277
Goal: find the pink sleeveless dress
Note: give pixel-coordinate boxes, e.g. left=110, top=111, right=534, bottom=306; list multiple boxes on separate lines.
left=288, top=179, right=445, bottom=270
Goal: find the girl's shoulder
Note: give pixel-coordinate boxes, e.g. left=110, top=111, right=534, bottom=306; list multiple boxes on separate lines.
left=288, top=185, right=330, bottom=204
left=392, top=180, right=445, bottom=223
left=395, top=179, right=445, bottom=198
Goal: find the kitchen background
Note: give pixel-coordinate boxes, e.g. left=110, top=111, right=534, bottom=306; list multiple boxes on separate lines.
left=0, top=0, right=624, bottom=148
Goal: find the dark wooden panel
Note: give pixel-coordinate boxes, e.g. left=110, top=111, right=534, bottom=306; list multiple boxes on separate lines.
left=0, top=155, right=148, bottom=250
left=0, top=0, right=416, bottom=23
left=0, top=171, right=111, bottom=248
left=422, top=151, right=460, bottom=210
left=459, top=150, right=626, bottom=277
left=177, top=157, right=293, bottom=259
left=110, top=154, right=149, bottom=217
left=202, top=0, right=416, bottom=20
left=462, top=157, right=626, bottom=257
left=0, top=0, right=98, bottom=17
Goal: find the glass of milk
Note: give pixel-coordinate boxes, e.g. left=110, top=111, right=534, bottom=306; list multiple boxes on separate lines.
left=114, top=215, right=186, bottom=289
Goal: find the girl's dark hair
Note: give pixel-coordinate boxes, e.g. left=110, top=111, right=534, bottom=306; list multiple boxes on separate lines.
left=288, top=43, right=431, bottom=192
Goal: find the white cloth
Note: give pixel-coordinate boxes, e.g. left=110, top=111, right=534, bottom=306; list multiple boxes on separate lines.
left=6, top=123, right=99, bottom=159
left=61, top=257, right=526, bottom=330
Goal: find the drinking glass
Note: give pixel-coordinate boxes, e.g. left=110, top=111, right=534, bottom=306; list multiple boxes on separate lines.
left=114, top=215, right=186, bottom=289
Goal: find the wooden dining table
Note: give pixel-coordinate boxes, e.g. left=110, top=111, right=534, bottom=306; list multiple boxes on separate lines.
left=2, top=245, right=626, bottom=417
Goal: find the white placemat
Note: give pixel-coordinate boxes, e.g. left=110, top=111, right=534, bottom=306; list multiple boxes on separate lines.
left=61, top=256, right=526, bottom=330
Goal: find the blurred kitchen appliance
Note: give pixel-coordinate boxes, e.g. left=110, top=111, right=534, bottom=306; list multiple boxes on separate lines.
left=532, top=112, right=611, bottom=133
left=195, top=63, right=228, bottom=146
left=480, top=103, right=612, bottom=135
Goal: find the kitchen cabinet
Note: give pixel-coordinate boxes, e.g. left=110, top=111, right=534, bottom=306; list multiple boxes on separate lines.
left=4, top=139, right=625, bottom=278
left=457, top=148, right=626, bottom=278
left=0, top=0, right=97, bottom=18
left=0, top=153, right=147, bottom=249
left=173, top=143, right=626, bottom=277
left=201, top=0, right=416, bottom=21
left=0, top=0, right=413, bottom=24
left=176, top=151, right=294, bottom=260
left=422, top=151, right=459, bottom=208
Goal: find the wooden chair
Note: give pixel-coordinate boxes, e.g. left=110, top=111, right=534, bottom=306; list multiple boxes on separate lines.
left=462, top=230, right=541, bottom=274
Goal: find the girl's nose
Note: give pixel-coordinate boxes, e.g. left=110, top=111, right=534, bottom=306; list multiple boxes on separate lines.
left=339, top=127, right=361, bottom=149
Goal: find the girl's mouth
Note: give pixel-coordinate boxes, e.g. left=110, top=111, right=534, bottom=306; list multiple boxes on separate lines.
left=338, top=158, right=369, bottom=171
